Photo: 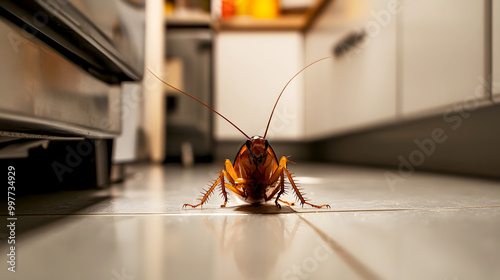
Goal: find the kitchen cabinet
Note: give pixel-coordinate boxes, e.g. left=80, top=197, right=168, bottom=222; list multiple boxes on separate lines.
left=216, top=0, right=492, bottom=142
left=305, top=0, right=397, bottom=139
left=215, top=31, right=304, bottom=140
left=400, top=0, right=488, bottom=115
left=494, top=0, right=500, bottom=102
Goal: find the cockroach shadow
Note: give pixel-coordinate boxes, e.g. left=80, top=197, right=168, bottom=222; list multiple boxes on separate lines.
left=232, top=203, right=296, bottom=214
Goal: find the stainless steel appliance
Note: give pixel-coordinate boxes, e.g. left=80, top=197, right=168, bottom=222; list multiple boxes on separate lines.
left=165, top=26, right=214, bottom=163
left=0, top=0, right=145, bottom=189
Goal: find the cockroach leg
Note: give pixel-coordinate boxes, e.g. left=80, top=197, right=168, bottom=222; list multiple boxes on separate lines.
left=183, top=167, right=248, bottom=208
left=220, top=170, right=248, bottom=207
left=283, top=167, right=330, bottom=209
left=220, top=171, right=228, bottom=207
left=274, top=171, right=286, bottom=208
left=265, top=157, right=296, bottom=208
left=278, top=199, right=295, bottom=206
left=263, top=162, right=285, bottom=207
left=271, top=156, right=330, bottom=209
left=224, top=159, right=239, bottom=180
left=222, top=169, right=248, bottom=199
left=224, top=183, right=246, bottom=198
left=263, top=157, right=294, bottom=208
left=183, top=176, right=221, bottom=208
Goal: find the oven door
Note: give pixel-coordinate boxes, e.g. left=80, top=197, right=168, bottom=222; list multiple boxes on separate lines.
left=0, top=0, right=145, bottom=138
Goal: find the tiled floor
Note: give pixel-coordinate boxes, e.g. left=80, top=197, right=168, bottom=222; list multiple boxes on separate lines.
left=1, top=163, right=500, bottom=279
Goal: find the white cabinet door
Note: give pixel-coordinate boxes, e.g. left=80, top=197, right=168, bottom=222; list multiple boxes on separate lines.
left=305, top=0, right=397, bottom=139
left=494, top=0, right=500, bottom=102
left=401, top=0, right=488, bottom=115
left=215, top=31, right=304, bottom=141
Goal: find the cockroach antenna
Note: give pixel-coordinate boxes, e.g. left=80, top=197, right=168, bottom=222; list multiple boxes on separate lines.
left=263, top=56, right=333, bottom=139
left=147, top=68, right=251, bottom=140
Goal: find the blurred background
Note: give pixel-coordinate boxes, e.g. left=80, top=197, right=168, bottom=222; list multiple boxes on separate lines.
left=2, top=0, right=499, bottom=187
left=0, top=1, right=500, bottom=279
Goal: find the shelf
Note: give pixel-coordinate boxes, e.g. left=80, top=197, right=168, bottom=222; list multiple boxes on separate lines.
left=165, top=11, right=213, bottom=28
left=218, top=0, right=330, bottom=31
left=218, top=14, right=307, bottom=30
left=164, top=0, right=331, bottom=31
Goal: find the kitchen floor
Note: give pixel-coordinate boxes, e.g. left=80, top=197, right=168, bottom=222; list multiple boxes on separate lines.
left=1, top=163, right=500, bottom=280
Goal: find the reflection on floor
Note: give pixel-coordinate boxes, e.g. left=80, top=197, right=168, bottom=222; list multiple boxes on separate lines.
left=1, top=163, right=499, bottom=279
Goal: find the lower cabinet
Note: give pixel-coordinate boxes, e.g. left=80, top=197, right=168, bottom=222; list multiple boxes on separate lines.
left=305, top=0, right=397, bottom=139
left=400, top=0, right=488, bottom=114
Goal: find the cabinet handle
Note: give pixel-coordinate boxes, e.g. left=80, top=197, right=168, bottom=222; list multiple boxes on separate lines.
left=333, top=31, right=366, bottom=58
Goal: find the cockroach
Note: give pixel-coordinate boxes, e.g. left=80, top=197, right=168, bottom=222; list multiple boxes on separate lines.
left=147, top=57, right=331, bottom=209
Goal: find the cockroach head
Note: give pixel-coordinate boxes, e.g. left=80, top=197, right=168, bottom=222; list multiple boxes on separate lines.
left=245, top=136, right=269, bottom=164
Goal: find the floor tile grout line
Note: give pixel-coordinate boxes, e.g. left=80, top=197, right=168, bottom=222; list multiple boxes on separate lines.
left=3, top=205, right=500, bottom=217
left=315, top=205, right=500, bottom=213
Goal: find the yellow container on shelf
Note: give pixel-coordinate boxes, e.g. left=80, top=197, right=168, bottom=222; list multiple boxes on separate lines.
left=235, top=0, right=251, bottom=16
left=251, top=0, right=280, bottom=19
